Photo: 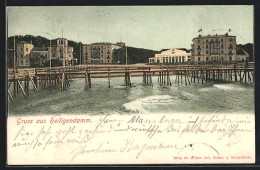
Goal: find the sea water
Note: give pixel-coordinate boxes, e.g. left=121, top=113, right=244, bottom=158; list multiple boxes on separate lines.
left=8, top=76, right=254, bottom=116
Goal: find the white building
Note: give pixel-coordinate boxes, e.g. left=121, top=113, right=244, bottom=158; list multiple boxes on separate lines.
left=149, top=48, right=191, bottom=64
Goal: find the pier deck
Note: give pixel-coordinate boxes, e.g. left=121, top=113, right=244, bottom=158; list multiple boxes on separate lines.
left=7, top=63, right=254, bottom=103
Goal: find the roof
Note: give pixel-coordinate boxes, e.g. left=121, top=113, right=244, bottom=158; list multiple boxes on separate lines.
left=177, top=48, right=191, bottom=53
left=18, top=41, right=31, bottom=44
left=31, top=47, right=49, bottom=52
left=158, top=48, right=191, bottom=55
left=160, top=49, right=169, bottom=53
left=91, top=42, right=112, bottom=45
left=84, top=42, right=125, bottom=46
left=193, top=33, right=236, bottom=40
left=57, top=38, right=67, bottom=40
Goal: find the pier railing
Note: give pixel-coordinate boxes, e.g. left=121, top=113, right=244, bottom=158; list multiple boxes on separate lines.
left=7, top=63, right=254, bottom=103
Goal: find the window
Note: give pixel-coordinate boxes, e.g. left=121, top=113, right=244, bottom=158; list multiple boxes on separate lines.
left=221, top=44, right=223, bottom=48
left=108, top=60, right=110, bottom=63
left=221, top=39, right=223, bottom=42
left=229, top=38, right=232, bottom=42
left=221, top=51, right=223, bottom=54
left=210, top=42, right=219, bottom=55
left=198, top=51, right=200, bottom=55
left=206, top=50, right=208, bottom=54
left=229, top=56, right=232, bottom=61
left=206, top=45, right=208, bottom=48
left=206, top=40, right=208, bottom=43
left=92, top=48, right=100, bottom=59
left=26, top=60, right=28, bottom=64
left=21, top=54, right=23, bottom=58
left=21, top=60, right=23, bottom=65
left=198, top=40, right=200, bottom=43
left=26, top=48, right=28, bottom=51
left=21, top=48, right=23, bottom=51
left=206, top=57, right=209, bottom=61
left=198, top=57, right=200, bottom=61
left=211, top=39, right=213, bottom=42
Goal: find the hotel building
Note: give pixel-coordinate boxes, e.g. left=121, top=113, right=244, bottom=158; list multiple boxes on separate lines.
left=82, top=42, right=125, bottom=64
left=16, top=41, right=34, bottom=67
left=191, top=33, right=248, bottom=63
left=21, top=38, right=74, bottom=67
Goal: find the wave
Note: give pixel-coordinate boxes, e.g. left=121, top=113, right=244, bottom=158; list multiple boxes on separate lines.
left=179, top=91, right=198, bottom=100
left=213, top=84, right=246, bottom=91
left=198, top=87, right=213, bottom=92
left=123, top=95, right=181, bottom=113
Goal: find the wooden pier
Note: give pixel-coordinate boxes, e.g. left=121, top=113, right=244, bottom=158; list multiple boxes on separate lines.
left=8, top=63, right=254, bottom=103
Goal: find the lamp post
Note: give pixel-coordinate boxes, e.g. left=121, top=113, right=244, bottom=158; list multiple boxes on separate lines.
left=79, top=42, right=82, bottom=65
left=62, top=28, right=65, bottom=68
left=8, top=37, right=16, bottom=74
left=125, top=46, right=127, bottom=66
left=50, top=40, right=52, bottom=69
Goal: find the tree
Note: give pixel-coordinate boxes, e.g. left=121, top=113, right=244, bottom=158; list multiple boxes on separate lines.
left=112, top=46, right=159, bottom=64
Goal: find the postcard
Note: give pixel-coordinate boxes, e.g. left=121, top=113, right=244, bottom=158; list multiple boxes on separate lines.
left=6, top=5, right=255, bottom=165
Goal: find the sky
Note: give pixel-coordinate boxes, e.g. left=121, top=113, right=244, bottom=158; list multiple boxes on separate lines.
left=7, top=6, right=253, bottom=51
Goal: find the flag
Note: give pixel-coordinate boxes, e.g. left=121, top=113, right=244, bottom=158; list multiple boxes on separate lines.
left=198, top=28, right=202, bottom=32
left=229, top=29, right=231, bottom=32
